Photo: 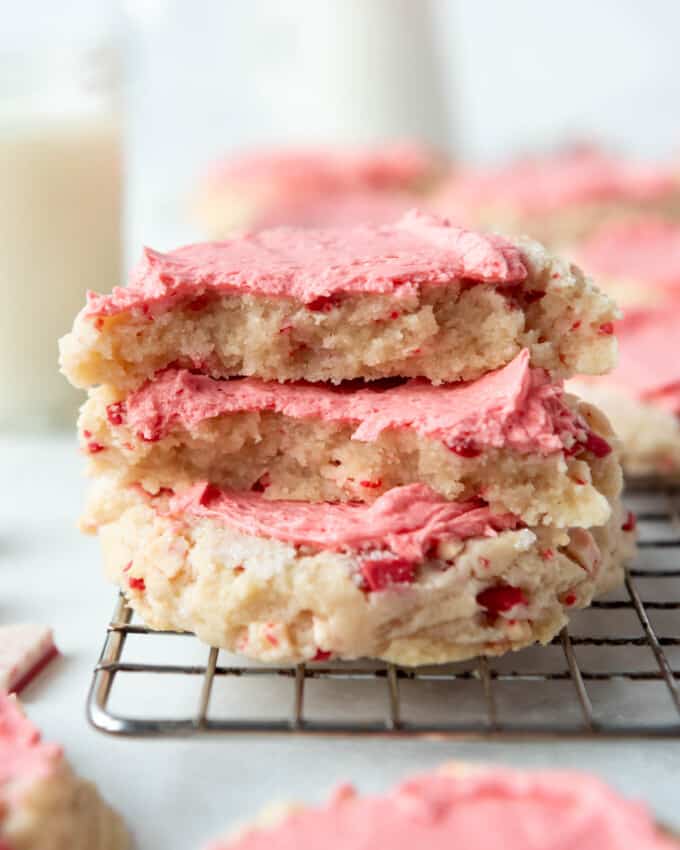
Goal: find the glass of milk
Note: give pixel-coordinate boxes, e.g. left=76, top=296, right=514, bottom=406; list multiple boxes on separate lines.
left=0, top=43, right=122, bottom=430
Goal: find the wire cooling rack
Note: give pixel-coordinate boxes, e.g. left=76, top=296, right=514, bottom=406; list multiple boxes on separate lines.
left=87, top=484, right=680, bottom=739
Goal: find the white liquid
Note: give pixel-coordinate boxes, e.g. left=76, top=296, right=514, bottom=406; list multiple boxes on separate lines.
left=0, top=109, right=122, bottom=429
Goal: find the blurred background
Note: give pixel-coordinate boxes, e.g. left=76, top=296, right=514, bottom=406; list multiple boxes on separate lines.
left=2, top=0, right=680, bottom=428
left=128, top=0, right=680, bottom=251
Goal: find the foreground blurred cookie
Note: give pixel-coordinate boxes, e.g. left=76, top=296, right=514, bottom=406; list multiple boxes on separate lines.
left=570, top=304, right=680, bottom=478
left=59, top=211, right=618, bottom=390
left=193, top=142, right=442, bottom=235
left=0, top=693, right=129, bottom=850
left=435, top=146, right=680, bottom=247
left=204, top=763, right=677, bottom=849
left=88, top=481, right=631, bottom=665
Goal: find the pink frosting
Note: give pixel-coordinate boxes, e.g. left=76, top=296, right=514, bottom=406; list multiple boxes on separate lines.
left=578, top=219, right=680, bottom=293
left=209, top=767, right=676, bottom=850
left=589, top=305, right=680, bottom=414
left=84, top=211, right=527, bottom=318
left=125, top=350, right=584, bottom=455
left=0, top=694, right=61, bottom=806
left=168, top=483, right=520, bottom=562
left=203, top=142, right=437, bottom=193
left=443, top=147, right=678, bottom=215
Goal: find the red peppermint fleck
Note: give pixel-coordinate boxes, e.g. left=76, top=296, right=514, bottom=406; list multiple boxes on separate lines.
left=598, top=321, right=614, bottom=335
left=523, top=290, right=546, bottom=304
left=409, top=348, right=422, bottom=356
left=251, top=472, right=271, bottom=492
left=128, top=577, right=146, bottom=591
left=279, top=324, right=293, bottom=334
left=571, top=320, right=582, bottom=331
left=476, top=585, right=527, bottom=616
left=122, top=561, right=133, bottom=573
left=94, top=317, right=105, bottom=331
left=478, top=557, right=490, bottom=568
left=265, top=632, right=278, bottom=647
left=448, top=442, right=482, bottom=458
left=359, top=479, right=382, bottom=489
left=87, top=441, right=106, bottom=454
left=541, top=548, right=555, bottom=561
left=106, top=402, right=126, bottom=426
left=622, top=511, right=637, bottom=532
left=199, top=483, right=223, bottom=506
left=159, top=273, right=174, bottom=285
left=186, top=294, right=212, bottom=312
left=312, top=649, right=332, bottom=662
left=306, top=295, right=342, bottom=312
left=572, top=476, right=587, bottom=486
left=584, top=432, right=612, bottom=458
left=389, top=310, right=401, bottom=320
left=564, top=592, right=577, bottom=607
left=83, top=429, right=92, bottom=438
left=551, top=272, right=561, bottom=279
left=360, top=557, right=416, bottom=592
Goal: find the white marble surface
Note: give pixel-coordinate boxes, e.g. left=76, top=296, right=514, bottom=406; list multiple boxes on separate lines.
left=1, top=433, right=679, bottom=848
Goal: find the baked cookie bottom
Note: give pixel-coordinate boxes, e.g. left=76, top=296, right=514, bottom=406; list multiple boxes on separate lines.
left=92, top=484, right=633, bottom=667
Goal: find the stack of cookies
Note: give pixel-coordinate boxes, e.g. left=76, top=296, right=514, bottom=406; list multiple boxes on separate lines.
left=60, top=211, right=633, bottom=666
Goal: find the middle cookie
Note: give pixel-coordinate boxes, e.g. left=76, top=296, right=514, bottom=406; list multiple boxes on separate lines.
left=80, top=349, right=621, bottom=529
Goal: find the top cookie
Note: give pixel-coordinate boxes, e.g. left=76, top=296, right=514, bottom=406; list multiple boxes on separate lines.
left=60, top=211, right=617, bottom=391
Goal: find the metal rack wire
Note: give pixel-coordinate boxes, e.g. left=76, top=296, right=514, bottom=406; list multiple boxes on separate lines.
left=87, top=485, right=680, bottom=738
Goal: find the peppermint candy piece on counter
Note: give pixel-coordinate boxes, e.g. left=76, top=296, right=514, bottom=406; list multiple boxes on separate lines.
left=0, top=624, right=59, bottom=694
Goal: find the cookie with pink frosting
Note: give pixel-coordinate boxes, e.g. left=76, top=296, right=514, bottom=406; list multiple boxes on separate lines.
left=203, top=764, right=677, bottom=850
left=435, top=146, right=680, bottom=247
left=192, top=142, right=443, bottom=236
left=0, top=693, right=128, bottom=850
left=78, top=351, right=622, bottom=529
left=569, top=304, right=680, bottom=478
left=88, top=477, right=631, bottom=665
left=60, top=212, right=618, bottom=390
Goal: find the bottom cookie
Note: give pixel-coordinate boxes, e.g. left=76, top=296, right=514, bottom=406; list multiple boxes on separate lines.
left=90, top=481, right=633, bottom=666
left=0, top=694, right=129, bottom=850
left=203, top=763, right=677, bottom=850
